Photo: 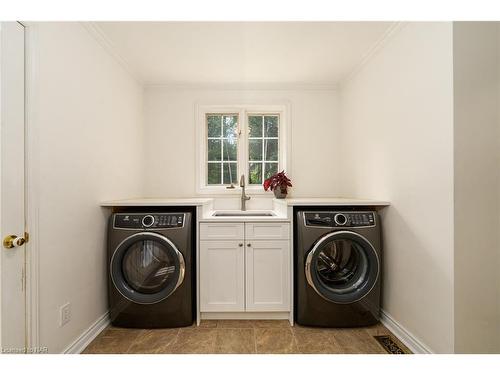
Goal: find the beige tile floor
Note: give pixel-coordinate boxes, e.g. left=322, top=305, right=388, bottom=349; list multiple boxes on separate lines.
left=82, top=320, right=410, bottom=354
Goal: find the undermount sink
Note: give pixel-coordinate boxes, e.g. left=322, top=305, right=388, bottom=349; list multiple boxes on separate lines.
left=212, top=211, right=275, bottom=217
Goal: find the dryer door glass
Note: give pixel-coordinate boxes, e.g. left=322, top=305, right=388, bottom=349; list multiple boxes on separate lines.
left=306, top=231, right=379, bottom=304
left=111, top=232, right=185, bottom=304
left=122, top=239, right=178, bottom=294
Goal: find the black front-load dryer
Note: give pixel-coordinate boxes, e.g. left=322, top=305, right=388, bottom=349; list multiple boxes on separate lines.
left=295, top=209, right=381, bottom=327
left=107, top=211, right=194, bottom=328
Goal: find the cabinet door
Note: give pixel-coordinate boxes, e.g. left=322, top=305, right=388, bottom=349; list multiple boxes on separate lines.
left=200, top=240, right=245, bottom=312
left=245, top=240, right=290, bottom=311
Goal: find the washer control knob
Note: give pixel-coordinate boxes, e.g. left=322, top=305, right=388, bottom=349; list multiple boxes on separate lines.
left=334, top=213, right=347, bottom=226
left=142, top=215, right=155, bottom=227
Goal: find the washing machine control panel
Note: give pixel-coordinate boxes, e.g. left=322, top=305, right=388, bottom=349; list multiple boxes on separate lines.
left=114, top=213, right=185, bottom=229
left=304, top=211, right=375, bottom=228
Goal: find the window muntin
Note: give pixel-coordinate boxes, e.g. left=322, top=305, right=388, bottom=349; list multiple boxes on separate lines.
left=247, top=114, right=279, bottom=185
left=199, top=106, right=286, bottom=192
left=206, top=114, right=239, bottom=185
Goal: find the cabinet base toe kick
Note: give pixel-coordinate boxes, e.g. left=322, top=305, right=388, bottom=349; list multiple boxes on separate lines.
left=200, top=311, right=292, bottom=323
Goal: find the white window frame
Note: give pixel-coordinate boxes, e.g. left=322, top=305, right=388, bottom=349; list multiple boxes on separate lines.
left=196, top=104, right=290, bottom=195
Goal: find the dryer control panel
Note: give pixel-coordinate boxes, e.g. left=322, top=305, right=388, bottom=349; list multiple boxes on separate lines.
left=303, top=211, right=375, bottom=228
left=114, top=213, right=185, bottom=229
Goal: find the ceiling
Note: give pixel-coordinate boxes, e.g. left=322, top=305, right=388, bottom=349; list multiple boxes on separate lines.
left=95, top=22, right=394, bottom=86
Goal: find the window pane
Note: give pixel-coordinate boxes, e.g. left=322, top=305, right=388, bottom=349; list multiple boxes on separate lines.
left=264, top=139, right=278, bottom=161
left=249, top=163, right=262, bottom=184
left=207, top=163, right=221, bottom=184
left=249, top=139, right=263, bottom=161
left=223, top=163, right=238, bottom=185
left=223, top=115, right=238, bottom=137
left=264, top=163, right=278, bottom=180
left=207, top=139, right=221, bottom=161
left=223, top=139, right=237, bottom=161
left=207, top=115, right=222, bottom=137
left=264, top=115, right=279, bottom=137
left=248, top=116, right=263, bottom=137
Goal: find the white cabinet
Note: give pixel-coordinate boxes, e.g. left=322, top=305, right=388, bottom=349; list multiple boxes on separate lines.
left=199, top=222, right=290, bottom=313
left=199, top=240, right=245, bottom=312
left=245, top=240, right=290, bottom=311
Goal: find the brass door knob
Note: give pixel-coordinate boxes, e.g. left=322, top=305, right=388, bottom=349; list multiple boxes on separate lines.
left=3, top=235, right=26, bottom=249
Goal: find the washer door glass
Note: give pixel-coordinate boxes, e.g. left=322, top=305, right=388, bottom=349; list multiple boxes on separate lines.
left=111, top=232, right=185, bottom=304
left=306, top=231, right=379, bottom=304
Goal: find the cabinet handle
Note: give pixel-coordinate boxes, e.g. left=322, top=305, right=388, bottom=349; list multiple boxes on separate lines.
left=247, top=243, right=251, bottom=247
left=238, top=243, right=243, bottom=247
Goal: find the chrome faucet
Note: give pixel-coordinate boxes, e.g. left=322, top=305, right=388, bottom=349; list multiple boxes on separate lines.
left=240, top=174, right=251, bottom=211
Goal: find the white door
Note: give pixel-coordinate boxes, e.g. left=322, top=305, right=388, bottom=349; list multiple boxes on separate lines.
left=245, top=240, right=290, bottom=311
left=0, top=21, right=27, bottom=352
left=199, top=240, right=245, bottom=312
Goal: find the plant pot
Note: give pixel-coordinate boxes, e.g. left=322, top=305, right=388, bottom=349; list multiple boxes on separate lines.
left=273, top=187, right=287, bottom=199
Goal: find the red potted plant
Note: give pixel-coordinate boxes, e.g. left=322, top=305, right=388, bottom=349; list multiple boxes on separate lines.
left=263, top=170, right=292, bottom=199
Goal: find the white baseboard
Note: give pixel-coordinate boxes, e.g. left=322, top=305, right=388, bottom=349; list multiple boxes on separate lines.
left=63, top=311, right=110, bottom=354
left=380, top=309, right=433, bottom=354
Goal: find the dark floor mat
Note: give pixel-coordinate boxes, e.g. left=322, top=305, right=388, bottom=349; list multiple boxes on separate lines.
left=374, top=335, right=410, bottom=354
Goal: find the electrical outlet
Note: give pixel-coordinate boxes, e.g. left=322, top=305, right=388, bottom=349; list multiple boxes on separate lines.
left=60, top=303, right=71, bottom=327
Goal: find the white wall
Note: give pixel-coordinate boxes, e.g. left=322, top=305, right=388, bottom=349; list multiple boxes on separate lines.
left=339, top=23, right=455, bottom=353
left=143, top=87, right=340, bottom=198
left=34, top=23, right=143, bottom=353
left=453, top=22, right=500, bottom=353
left=29, top=21, right=500, bottom=355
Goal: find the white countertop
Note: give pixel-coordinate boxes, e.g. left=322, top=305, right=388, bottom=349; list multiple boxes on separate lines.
left=100, top=198, right=214, bottom=207
left=100, top=196, right=388, bottom=222
left=101, top=197, right=389, bottom=207
left=273, top=197, right=390, bottom=206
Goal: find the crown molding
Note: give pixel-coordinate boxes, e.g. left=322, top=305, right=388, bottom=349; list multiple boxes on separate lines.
left=338, top=22, right=409, bottom=89
left=81, top=21, right=405, bottom=91
left=144, top=81, right=338, bottom=91
left=80, top=22, right=143, bottom=85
